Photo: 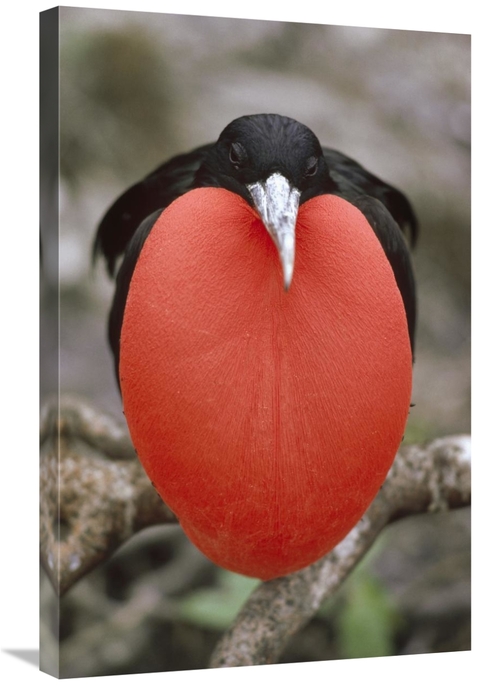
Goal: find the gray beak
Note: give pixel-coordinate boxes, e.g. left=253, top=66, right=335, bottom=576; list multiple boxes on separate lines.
left=247, top=172, right=300, bottom=291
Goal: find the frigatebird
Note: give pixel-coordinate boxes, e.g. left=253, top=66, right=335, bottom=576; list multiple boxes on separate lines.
left=94, top=114, right=417, bottom=579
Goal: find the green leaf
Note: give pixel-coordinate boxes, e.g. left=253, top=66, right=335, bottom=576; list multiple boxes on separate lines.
left=336, top=573, right=399, bottom=659
left=178, top=570, right=260, bottom=631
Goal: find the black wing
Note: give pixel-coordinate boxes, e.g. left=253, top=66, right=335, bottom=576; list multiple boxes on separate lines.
left=94, top=144, right=214, bottom=385
left=107, top=209, right=163, bottom=384
left=350, top=194, right=417, bottom=356
left=93, top=143, right=213, bottom=277
left=324, top=147, right=418, bottom=357
left=323, top=147, right=418, bottom=247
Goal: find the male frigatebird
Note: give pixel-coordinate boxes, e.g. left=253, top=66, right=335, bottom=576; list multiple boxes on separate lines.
left=94, top=114, right=417, bottom=580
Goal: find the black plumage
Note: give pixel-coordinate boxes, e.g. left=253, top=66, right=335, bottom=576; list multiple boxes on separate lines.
left=94, top=114, right=417, bottom=382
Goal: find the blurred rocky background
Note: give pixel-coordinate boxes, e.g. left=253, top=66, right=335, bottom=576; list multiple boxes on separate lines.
left=40, top=7, right=470, bottom=678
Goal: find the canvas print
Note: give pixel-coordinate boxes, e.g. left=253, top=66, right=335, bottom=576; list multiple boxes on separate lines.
left=40, top=6, right=471, bottom=678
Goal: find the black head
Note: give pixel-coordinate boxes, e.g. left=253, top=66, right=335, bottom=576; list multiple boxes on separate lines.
left=194, top=114, right=336, bottom=291
left=195, top=113, right=334, bottom=205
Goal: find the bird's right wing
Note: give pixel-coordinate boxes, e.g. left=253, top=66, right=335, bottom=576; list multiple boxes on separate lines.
left=107, top=209, right=164, bottom=386
left=93, top=143, right=213, bottom=277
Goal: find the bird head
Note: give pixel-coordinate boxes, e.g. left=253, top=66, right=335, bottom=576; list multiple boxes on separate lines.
left=195, top=114, right=335, bottom=290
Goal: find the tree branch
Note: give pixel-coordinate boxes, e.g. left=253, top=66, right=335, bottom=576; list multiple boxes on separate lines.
left=40, top=395, right=177, bottom=596
left=40, top=396, right=470, bottom=667
left=209, top=434, right=471, bottom=667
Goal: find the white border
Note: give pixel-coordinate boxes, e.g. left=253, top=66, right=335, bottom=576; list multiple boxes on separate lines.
left=2, top=1, right=494, bottom=683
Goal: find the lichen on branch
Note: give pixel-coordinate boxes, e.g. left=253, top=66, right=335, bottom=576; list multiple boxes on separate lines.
left=39, top=395, right=470, bottom=666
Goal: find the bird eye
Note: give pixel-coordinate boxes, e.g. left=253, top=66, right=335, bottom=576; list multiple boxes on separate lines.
left=305, top=157, right=319, bottom=177
left=229, top=142, right=246, bottom=169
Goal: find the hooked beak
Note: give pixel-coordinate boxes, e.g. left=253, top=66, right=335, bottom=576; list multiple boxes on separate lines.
left=247, top=173, right=300, bottom=291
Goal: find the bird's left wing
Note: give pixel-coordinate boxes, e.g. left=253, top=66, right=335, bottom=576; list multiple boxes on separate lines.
left=323, top=148, right=418, bottom=356
left=323, top=147, right=418, bottom=248
left=351, top=194, right=417, bottom=356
